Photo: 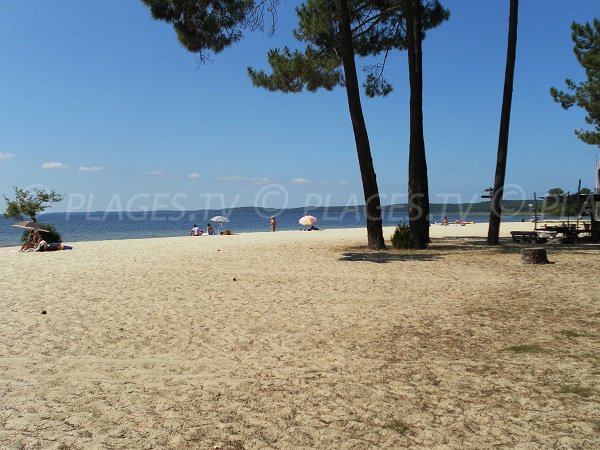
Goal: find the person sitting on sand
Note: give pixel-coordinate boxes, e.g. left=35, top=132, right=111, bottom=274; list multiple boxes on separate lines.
left=190, top=224, right=203, bottom=236
left=19, top=231, right=40, bottom=252
left=207, top=224, right=215, bottom=235
left=27, top=237, right=48, bottom=252
left=441, top=217, right=449, bottom=226
left=306, top=225, right=319, bottom=231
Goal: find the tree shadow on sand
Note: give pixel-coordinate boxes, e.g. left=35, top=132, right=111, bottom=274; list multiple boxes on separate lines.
left=506, top=240, right=600, bottom=256
left=339, top=237, right=600, bottom=263
left=430, top=236, right=600, bottom=253
left=338, top=251, right=440, bottom=263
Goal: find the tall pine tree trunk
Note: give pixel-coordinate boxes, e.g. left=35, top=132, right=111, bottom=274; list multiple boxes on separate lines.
left=334, top=0, right=386, bottom=250
left=488, top=0, right=519, bottom=244
left=406, top=0, right=430, bottom=249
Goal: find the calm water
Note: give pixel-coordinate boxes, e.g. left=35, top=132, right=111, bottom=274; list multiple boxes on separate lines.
left=0, top=208, right=490, bottom=247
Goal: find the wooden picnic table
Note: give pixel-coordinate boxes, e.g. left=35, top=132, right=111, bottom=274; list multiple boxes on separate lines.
left=538, top=225, right=589, bottom=242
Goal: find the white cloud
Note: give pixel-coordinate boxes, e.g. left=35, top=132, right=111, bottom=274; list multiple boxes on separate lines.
left=290, top=177, right=311, bottom=185
left=188, top=172, right=200, bottom=179
left=216, top=176, right=272, bottom=185
left=0, top=152, right=15, bottom=161
left=42, top=162, right=68, bottom=170
left=145, top=170, right=165, bottom=176
left=78, top=166, right=103, bottom=172
left=216, top=176, right=245, bottom=182
left=215, top=177, right=239, bottom=183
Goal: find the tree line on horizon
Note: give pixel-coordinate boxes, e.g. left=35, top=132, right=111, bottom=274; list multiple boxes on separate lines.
left=3, top=184, right=594, bottom=226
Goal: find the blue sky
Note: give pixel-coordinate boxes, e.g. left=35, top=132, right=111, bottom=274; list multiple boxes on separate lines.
left=0, top=0, right=598, bottom=212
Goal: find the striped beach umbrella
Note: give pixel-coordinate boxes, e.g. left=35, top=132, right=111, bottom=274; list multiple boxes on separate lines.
left=298, top=215, right=317, bottom=226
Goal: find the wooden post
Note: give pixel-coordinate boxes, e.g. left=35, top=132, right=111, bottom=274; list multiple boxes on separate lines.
left=591, top=195, right=600, bottom=242
left=591, top=219, right=600, bottom=242
left=521, top=248, right=550, bottom=264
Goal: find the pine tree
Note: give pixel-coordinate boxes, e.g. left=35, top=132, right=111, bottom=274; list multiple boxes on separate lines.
left=142, top=1, right=449, bottom=249
left=550, top=18, right=600, bottom=147
left=248, top=0, right=448, bottom=249
left=487, top=0, right=519, bottom=245
left=405, top=0, right=430, bottom=248
left=141, top=0, right=277, bottom=62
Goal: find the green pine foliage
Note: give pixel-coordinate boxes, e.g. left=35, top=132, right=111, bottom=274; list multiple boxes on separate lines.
left=550, top=18, right=600, bottom=147
left=248, top=46, right=342, bottom=92
left=141, top=0, right=275, bottom=62
left=248, top=0, right=449, bottom=97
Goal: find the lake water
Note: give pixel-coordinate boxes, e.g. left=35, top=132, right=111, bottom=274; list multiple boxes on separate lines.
left=0, top=207, right=492, bottom=247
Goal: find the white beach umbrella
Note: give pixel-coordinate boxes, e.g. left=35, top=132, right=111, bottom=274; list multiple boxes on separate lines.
left=210, top=215, right=230, bottom=232
left=12, top=221, right=49, bottom=232
left=210, top=216, right=230, bottom=223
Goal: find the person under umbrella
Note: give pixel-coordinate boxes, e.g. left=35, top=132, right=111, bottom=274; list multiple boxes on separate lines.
left=298, top=215, right=319, bottom=231
left=19, top=230, right=41, bottom=252
left=209, top=216, right=230, bottom=233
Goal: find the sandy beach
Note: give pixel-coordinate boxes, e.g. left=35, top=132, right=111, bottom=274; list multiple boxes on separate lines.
left=1, top=222, right=599, bottom=449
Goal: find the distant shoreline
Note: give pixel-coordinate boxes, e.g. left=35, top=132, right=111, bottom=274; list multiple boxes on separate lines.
left=32, top=200, right=540, bottom=217
left=1, top=222, right=534, bottom=249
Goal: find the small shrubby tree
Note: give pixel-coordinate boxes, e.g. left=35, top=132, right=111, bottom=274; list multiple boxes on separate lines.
left=390, top=223, right=413, bottom=249
left=4, top=187, right=63, bottom=222
left=4, top=187, right=64, bottom=243
left=547, top=187, right=565, bottom=197
left=34, top=224, right=62, bottom=244
left=542, top=186, right=593, bottom=217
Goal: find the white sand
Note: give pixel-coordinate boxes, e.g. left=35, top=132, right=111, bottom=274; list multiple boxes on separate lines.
left=1, top=221, right=599, bottom=448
